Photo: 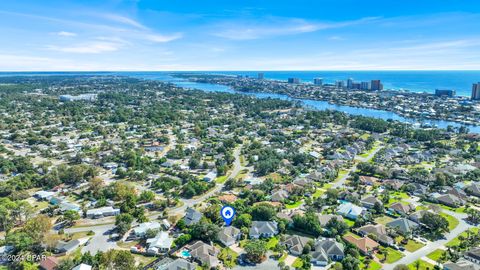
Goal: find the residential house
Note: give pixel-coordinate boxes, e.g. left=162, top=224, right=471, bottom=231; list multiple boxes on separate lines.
left=436, top=194, right=465, bottom=208
left=359, top=176, right=380, bottom=186
left=249, top=221, right=279, bottom=239
left=86, top=206, right=120, bottom=218
left=408, top=210, right=430, bottom=223
left=203, top=171, right=217, bottom=182
left=358, top=224, right=394, bottom=246
left=271, top=190, right=289, bottom=202
left=382, top=179, right=404, bottom=190
left=342, top=234, right=379, bottom=256
left=186, top=241, right=219, bottom=267
left=465, top=247, right=480, bottom=265
left=34, top=190, right=55, bottom=201
left=389, top=202, right=415, bottom=216
left=183, top=208, right=203, bottom=226
left=72, top=264, right=92, bottom=270
left=317, top=214, right=344, bottom=227
left=282, top=235, right=311, bottom=256
left=55, top=238, right=88, bottom=255
left=444, top=259, right=479, bottom=270
left=40, top=256, right=59, bottom=270
left=336, top=203, right=366, bottom=220
left=217, top=226, right=241, bottom=247
left=360, top=196, right=383, bottom=209
left=133, top=222, right=161, bottom=238
left=146, top=231, right=174, bottom=254
left=156, top=258, right=197, bottom=270
left=466, top=182, right=480, bottom=197
left=310, top=238, right=344, bottom=266
left=386, top=218, right=419, bottom=235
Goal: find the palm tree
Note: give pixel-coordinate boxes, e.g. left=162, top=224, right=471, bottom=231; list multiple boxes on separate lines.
left=414, top=260, right=421, bottom=270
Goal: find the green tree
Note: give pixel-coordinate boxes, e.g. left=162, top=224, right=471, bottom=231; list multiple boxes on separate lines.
left=244, top=239, right=268, bottom=263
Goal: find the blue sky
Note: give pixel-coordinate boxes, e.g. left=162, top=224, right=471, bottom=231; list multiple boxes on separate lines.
left=1, top=0, right=479, bottom=71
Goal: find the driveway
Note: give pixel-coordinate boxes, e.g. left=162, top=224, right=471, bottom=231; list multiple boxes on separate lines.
left=64, top=223, right=120, bottom=254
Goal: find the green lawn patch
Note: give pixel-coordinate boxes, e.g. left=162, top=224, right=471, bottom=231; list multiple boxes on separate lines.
left=286, top=200, right=303, bottom=209
left=360, top=256, right=382, bottom=270
left=408, top=260, right=435, bottom=270
left=427, top=249, right=445, bottom=261
left=446, top=228, right=480, bottom=247
left=216, top=175, right=228, bottom=183
left=404, top=239, right=425, bottom=252
left=218, top=247, right=238, bottom=268
left=292, top=258, right=303, bottom=268
left=375, top=215, right=394, bottom=225
left=440, top=213, right=459, bottom=231
left=265, top=237, right=279, bottom=250
left=375, top=247, right=404, bottom=264
left=344, top=218, right=355, bottom=227
left=335, top=170, right=348, bottom=181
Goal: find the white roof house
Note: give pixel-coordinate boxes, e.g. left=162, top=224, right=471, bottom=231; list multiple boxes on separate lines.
left=72, top=263, right=92, bottom=270
left=203, top=171, right=217, bottom=182
left=336, top=203, right=366, bottom=220
left=133, top=221, right=161, bottom=237
left=146, top=231, right=174, bottom=254
left=86, top=206, right=120, bottom=218
left=34, top=190, right=55, bottom=200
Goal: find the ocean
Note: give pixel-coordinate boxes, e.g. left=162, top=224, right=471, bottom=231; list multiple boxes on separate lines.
left=176, top=70, right=480, bottom=97
left=1, top=70, right=479, bottom=96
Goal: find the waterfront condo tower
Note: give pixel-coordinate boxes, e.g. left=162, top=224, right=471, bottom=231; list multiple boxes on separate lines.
left=313, top=78, right=323, bottom=86
left=472, top=83, right=480, bottom=100
left=371, top=80, right=383, bottom=91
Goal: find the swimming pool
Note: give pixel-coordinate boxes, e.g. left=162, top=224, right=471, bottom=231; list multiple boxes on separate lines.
left=181, top=250, right=191, bottom=257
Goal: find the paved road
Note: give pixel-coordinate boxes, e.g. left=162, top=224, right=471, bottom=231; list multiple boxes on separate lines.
left=383, top=210, right=472, bottom=270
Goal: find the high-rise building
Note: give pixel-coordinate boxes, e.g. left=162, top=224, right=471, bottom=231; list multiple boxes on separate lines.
left=435, top=89, right=456, bottom=97
left=288, top=78, right=300, bottom=84
left=313, top=78, right=323, bottom=86
left=360, top=81, right=370, bottom=90
left=258, top=73, right=264, bottom=80
left=472, top=83, right=480, bottom=100
left=335, top=80, right=344, bottom=88
left=371, top=80, right=383, bottom=91
left=347, top=78, right=354, bottom=89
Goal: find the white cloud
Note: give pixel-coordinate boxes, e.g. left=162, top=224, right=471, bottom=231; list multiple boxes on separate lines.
left=213, top=16, right=378, bottom=40
left=47, top=41, right=123, bottom=54
left=56, top=31, right=77, bottom=37
left=101, top=13, right=147, bottom=30
left=145, top=33, right=183, bottom=43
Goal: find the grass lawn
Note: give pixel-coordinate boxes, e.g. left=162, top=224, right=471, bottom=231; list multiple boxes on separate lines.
left=265, top=237, right=279, bottom=250
left=375, top=215, right=394, bottom=225
left=313, top=188, right=326, bottom=198
left=278, top=251, right=288, bottom=262
left=215, top=175, right=228, bottom=183
left=286, top=200, right=303, bottom=209
left=132, top=254, right=157, bottom=266
left=375, top=247, right=404, bottom=264
left=408, top=260, right=435, bottom=270
left=446, top=228, right=480, bottom=247
left=404, top=239, right=425, bottom=252
left=335, top=170, right=348, bottom=181
left=440, top=213, right=459, bottom=231
left=292, top=258, right=303, bottom=268
left=218, top=247, right=238, bottom=268
left=344, top=218, right=355, bottom=227
left=427, top=249, right=445, bottom=261
left=360, top=260, right=382, bottom=270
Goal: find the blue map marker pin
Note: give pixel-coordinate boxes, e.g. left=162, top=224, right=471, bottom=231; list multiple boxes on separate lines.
left=220, top=205, right=235, bottom=226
